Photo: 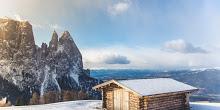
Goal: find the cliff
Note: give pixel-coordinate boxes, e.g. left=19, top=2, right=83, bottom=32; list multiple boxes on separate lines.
left=0, top=18, right=101, bottom=105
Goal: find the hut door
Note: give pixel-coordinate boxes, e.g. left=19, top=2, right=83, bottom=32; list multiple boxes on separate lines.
left=114, top=89, right=129, bottom=110
left=114, top=89, right=121, bottom=110
left=123, top=91, right=129, bottom=110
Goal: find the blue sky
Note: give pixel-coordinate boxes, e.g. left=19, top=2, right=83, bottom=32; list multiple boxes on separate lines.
left=1, top=0, right=220, bottom=69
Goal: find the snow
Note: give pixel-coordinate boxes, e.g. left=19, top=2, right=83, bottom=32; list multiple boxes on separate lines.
left=191, top=102, right=220, bottom=110
left=52, top=73, right=61, bottom=92
left=0, top=60, right=11, bottom=77
left=117, top=78, right=198, bottom=96
left=40, top=66, right=50, bottom=96
left=0, top=100, right=102, bottom=110
left=12, top=76, right=17, bottom=85
left=191, top=67, right=220, bottom=71
left=0, top=97, right=7, bottom=105
left=56, top=45, right=64, bottom=53
left=70, top=72, right=79, bottom=85
left=40, top=65, right=61, bottom=96
left=0, top=100, right=219, bottom=110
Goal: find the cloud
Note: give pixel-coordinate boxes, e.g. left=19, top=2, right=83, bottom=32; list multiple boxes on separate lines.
left=163, top=39, right=208, bottom=54
left=31, top=23, right=44, bottom=29
left=81, top=46, right=220, bottom=70
left=104, top=55, right=130, bottom=64
left=50, top=24, right=63, bottom=30
left=108, top=1, right=130, bottom=16
left=32, top=23, right=64, bottom=31
left=14, top=14, right=26, bottom=21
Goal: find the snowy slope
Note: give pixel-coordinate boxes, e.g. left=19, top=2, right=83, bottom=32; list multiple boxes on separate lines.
left=0, top=100, right=220, bottom=110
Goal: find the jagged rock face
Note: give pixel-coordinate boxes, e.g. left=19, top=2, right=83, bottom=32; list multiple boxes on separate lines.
left=0, top=18, right=101, bottom=105
left=49, top=31, right=58, bottom=52
left=0, top=18, right=37, bottom=91
left=0, top=18, right=35, bottom=60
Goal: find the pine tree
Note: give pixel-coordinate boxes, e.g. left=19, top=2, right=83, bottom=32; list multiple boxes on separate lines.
left=63, top=91, right=72, bottom=101
left=15, top=97, right=24, bottom=106
left=30, top=92, right=40, bottom=105
left=43, top=91, right=59, bottom=104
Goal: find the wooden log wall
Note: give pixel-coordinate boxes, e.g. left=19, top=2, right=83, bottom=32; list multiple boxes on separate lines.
left=141, top=93, right=190, bottom=110
left=129, top=92, right=140, bottom=110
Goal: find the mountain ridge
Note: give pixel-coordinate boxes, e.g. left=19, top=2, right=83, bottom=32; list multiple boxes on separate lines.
left=0, top=18, right=101, bottom=105
left=91, top=68, right=220, bottom=102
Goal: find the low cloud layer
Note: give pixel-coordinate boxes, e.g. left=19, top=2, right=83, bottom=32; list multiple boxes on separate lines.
left=81, top=45, right=220, bottom=70
left=163, top=39, right=208, bottom=54
left=104, top=55, right=130, bottom=64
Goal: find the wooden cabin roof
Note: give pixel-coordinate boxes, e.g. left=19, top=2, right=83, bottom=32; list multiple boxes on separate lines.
left=93, top=78, right=198, bottom=96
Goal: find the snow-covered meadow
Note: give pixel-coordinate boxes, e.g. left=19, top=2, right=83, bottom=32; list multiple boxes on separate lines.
left=0, top=100, right=102, bottom=110
left=0, top=100, right=220, bottom=110
left=191, top=102, right=220, bottom=110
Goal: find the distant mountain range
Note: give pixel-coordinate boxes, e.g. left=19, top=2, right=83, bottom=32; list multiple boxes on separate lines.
left=91, top=68, right=220, bottom=102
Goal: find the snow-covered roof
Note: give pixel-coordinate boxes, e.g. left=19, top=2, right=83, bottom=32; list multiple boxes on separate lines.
left=93, top=78, right=198, bottom=96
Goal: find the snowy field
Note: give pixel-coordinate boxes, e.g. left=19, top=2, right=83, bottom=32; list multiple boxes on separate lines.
left=0, top=100, right=220, bottom=110
left=191, top=102, right=220, bottom=110
left=0, top=100, right=102, bottom=110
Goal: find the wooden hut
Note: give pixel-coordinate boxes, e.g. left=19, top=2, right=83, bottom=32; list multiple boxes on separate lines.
left=93, top=78, right=198, bottom=110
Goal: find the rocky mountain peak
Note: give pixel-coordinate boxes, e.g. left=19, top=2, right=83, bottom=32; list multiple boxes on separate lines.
left=59, top=31, right=80, bottom=53
left=51, top=31, right=58, bottom=41
left=0, top=18, right=35, bottom=60
left=60, top=31, right=72, bottom=40
left=49, top=31, right=58, bottom=51
left=41, top=43, right=48, bottom=57
left=0, top=18, right=101, bottom=105
left=58, top=31, right=83, bottom=70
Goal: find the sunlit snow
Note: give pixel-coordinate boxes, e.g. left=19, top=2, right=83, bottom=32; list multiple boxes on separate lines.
left=0, top=100, right=219, bottom=110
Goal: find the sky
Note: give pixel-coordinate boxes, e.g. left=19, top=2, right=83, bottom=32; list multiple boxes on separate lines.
left=0, top=0, right=220, bottom=70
